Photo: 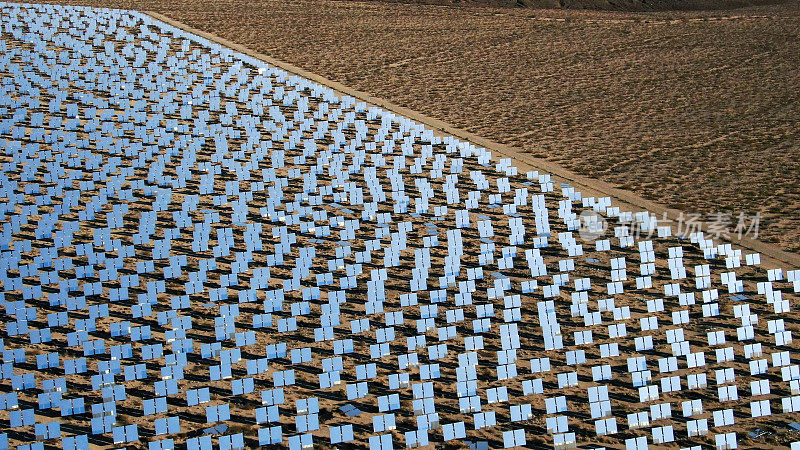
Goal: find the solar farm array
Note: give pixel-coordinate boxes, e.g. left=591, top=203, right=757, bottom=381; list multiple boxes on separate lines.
left=1, top=2, right=800, bottom=449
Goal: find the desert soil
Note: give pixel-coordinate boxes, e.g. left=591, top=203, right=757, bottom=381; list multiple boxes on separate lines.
left=15, top=0, right=800, bottom=257
left=2, top=2, right=800, bottom=449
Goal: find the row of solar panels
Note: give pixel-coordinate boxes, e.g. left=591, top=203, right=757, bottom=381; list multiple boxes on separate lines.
left=1, top=2, right=799, bottom=449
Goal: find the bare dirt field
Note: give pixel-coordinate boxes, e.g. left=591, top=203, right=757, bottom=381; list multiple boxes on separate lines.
left=2, top=2, right=800, bottom=449
left=18, top=0, right=800, bottom=257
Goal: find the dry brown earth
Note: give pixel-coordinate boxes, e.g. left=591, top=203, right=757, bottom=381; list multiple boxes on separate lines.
left=2, top=3, right=800, bottom=449
left=19, top=0, right=800, bottom=256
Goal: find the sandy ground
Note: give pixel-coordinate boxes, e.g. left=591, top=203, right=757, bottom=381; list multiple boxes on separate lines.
left=14, top=0, right=800, bottom=257
left=1, top=2, right=800, bottom=450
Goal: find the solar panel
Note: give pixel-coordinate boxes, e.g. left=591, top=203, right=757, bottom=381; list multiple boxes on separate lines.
left=0, top=2, right=797, bottom=448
